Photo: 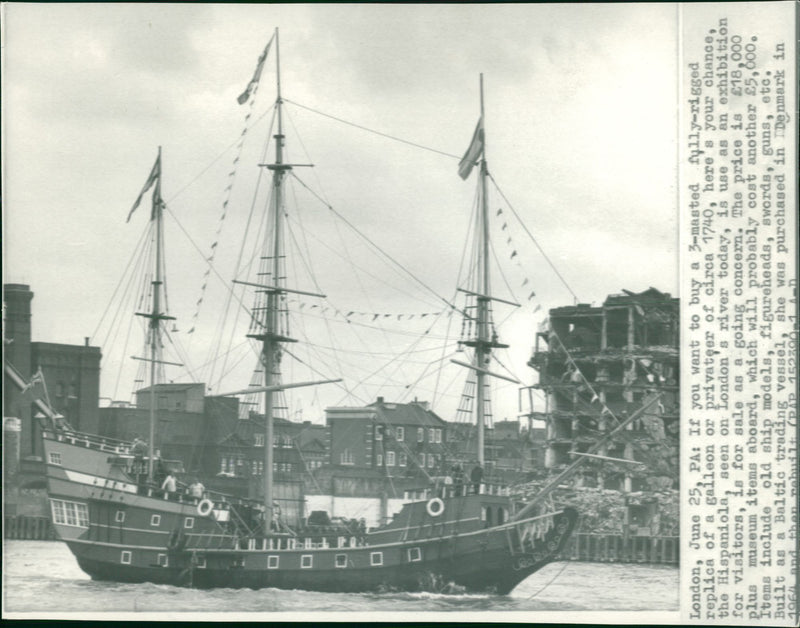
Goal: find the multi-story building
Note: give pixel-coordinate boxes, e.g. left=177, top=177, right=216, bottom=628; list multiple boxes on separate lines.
left=527, top=287, right=679, bottom=491
left=326, top=397, right=447, bottom=478
left=215, top=415, right=327, bottom=481
left=3, top=284, right=101, bottom=459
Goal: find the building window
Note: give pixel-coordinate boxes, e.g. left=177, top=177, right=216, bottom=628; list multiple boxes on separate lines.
left=340, top=449, right=354, bottom=465
left=417, top=428, right=424, bottom=442
left=121, top=551, right=132, bottom=565
left=301, top=555, right=313, bottom=569
left=386, top=451, right=395, bottom=467
left=115, top=510, right=125, bottom=523
left=150, top=514, right=161, bottom=527
left=335, top=554, right=347, bottom=568
left=428, top=428, right=435, bottom=442
left=255, top=434, right=265, bottom=447
left=184, top=517, right=195, bottom=529
left=395, top=426, right=404, bottom=441
left=435, top=429, right=442, bottom=443
left=375, top=425, right=383, bottom=441
left=268, top=555, right=279, bottom=569
left=428, top=454, right=435, bottom=468
left=370, top=552, right=383, bottom=566
left=408, top=547, right=421, bottom=562
left=158, top=553, right=168, bottom=567
left=48, top=452, right=62, bottom=465
left=376, top=454, right=383, bottom=467
left=399, top=453, right=407, bottom=467
left=220, top=457, right=227, bottom=474
left=419, top=453, right=426, bottom=468
left=50, top=499, right=89, bottom=527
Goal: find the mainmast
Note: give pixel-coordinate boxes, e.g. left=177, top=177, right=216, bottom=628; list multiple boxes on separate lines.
left=234, top=30, right=340, bottom=533
left=261, top=27, right=286, bottom=531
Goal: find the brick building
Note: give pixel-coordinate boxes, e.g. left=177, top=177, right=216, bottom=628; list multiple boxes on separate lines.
left=3, top=284, right=101, bottom=458
left=326, top=397, right=447, bottom=478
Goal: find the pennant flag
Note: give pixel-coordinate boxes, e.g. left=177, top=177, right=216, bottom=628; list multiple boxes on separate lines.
left=238, top=34, right=275, bottom=105
left=496, top=208, right=503, bottom=216
left=457, top=117, right=484, bottom=180
left=590, top=394, right=599, bottom=403
left=501, top=222, right=507, bottom=230
left=510, top=250, right=517, bottom=259
left=522, top=278, right=529, bottom=286
left=188, top=327, right=195, bottom=334
left=528, top=291, right=536, bottom=300
left=533, top=304, right=541, bottom=312
left=127, top=153, right=161, bottom=222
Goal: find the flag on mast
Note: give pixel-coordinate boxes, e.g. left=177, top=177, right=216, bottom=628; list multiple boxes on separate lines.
left=458, top=117, right=484, bottom=180
left=127, top=153, right=161, bottom=223
left=237, top=34, right=275, bottom=105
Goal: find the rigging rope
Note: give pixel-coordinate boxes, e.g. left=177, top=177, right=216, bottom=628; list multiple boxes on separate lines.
left=488, top=173, right=580, bottom=304
left=284, top=99, right=461, bottom=160
left=290, top=172, right=464, bottom=319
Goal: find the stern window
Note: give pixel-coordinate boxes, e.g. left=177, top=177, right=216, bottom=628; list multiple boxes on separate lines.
left=48, top=452, right=62, bottom=465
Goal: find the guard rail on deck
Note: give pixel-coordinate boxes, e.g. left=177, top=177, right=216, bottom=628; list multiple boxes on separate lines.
left=559, top=533, right=678, bottom=564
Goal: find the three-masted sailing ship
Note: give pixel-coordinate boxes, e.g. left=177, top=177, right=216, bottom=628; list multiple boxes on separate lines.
left=33, top=29, right=657, bottom=594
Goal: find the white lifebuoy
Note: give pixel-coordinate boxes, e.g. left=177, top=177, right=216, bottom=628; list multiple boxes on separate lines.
left=426, top=497, right=445, bottom=517
left=197, top=498, right=214, bottom=517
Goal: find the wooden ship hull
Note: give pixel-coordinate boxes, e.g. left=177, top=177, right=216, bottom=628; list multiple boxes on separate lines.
left=43, top=428, right=577, bottom=594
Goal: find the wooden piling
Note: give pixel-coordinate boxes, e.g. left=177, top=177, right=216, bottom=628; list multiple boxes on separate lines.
left=559, top=533, right=678, bottom=565
left=4, top=515, right=57, bottom=540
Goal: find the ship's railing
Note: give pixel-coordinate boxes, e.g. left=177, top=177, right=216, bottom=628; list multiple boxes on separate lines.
left=403, top=482, right=510, bottom=501
left=187, top=533, right=369, bottom=552
left=43, top=429, right=133, bottom=455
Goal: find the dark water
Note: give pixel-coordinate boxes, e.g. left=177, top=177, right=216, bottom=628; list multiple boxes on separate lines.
left=3, top=540, right=679, bottom=619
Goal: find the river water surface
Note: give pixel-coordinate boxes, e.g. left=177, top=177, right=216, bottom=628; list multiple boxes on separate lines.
left=3, top=540, right=679, bottom=621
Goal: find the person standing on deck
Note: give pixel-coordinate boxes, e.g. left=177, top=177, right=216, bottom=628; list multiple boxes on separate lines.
left=470, top=462, right=484, bottom=494
left=188, top=479, right=205, bottom=498
left=161, top=471, right=177, bottom=493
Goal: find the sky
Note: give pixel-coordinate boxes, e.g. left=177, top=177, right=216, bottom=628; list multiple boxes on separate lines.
left=2, top=3, right=679, bottom=426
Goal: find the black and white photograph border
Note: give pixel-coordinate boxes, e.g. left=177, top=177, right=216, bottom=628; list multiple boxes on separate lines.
left=1, top=2, right=794, bottom=623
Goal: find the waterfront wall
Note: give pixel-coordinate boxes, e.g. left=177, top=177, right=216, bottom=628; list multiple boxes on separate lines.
left=4, top=515, right=56, bottom=541
left=560, top=532, right=678, bottom=565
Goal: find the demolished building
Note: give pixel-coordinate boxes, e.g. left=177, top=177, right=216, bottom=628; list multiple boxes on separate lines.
left=527, top=287, right=679, bottom=492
